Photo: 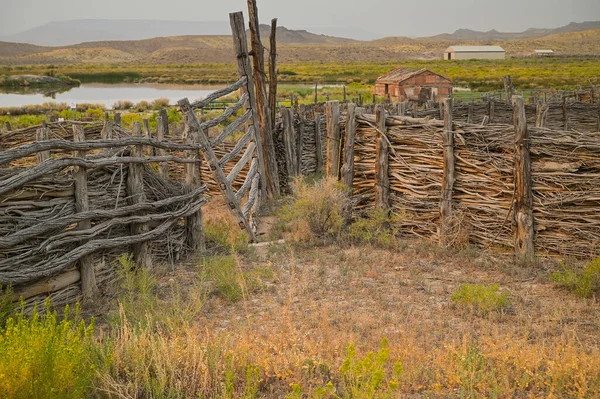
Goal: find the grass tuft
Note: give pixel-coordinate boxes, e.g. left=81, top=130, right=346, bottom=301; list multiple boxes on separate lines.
left=452, top=283, right=510, bottom=314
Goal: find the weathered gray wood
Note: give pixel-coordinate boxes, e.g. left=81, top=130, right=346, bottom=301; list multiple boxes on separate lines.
left=341, top=103, right=357, bottom=224
left=155, top=116, right=169, bottom=178
left=467, top=104, right=473, bottom=124
left=179, top=97, right=256, bottom=242
left=36, top=121, right=50, bottom=163
left=219, top=127, right=254, bottom=166
left=12, top=270, right=81, bottom=301
left=412, top=102, right=418, bottom=118
left=191, top=77, right=247, bottom=109
left=314, top=111, right=323, bottom=173
left=325, top=100, right=341, bottom=178
left=227, top=141, right=256, bottom=183
left=101, top=118, right=113, bottom=140
left=73, top=124, right=98, bottom=299
left=512, top=96, right=535, bottom=261
left=281, top=106, right=298, bottom=177
left=243, top=5, right=280, bottom=198
left=439, top=98, right=455, bottom=246
left=159, top=109, right=169, bottom=136
left=0, top=138, right=205, bottom=166
left=183, top=118, right=205, bottom=252
left=5, top=121, right=12, bottom=131
left=562, top=96, right=568, bottom=130
left=296, top=105, right=305, bottom=173
left=503, top=75, right=513, bottom=102
left=114, top=113, right=121, bottom=126
left=236, top=159, right=258, bottom=201
left=314, top=83, right=318, bottom=104
left=374, top=104, right=389, bottom=210
left=489, top=99, right=495, bottom=124
left=127, top=122, right=151, bottom=268
left=535, top=103, right=549, bottom=128
left=211, top=110, right=253, bottom=147
left=269, top=18, right=278, bottom=132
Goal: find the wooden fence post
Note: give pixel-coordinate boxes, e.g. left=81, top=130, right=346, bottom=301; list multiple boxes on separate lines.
left=183, top=118, right=205, bottom=252
left=268, top=18, right=278, bottom=132
left=562, top=96, right=568, bottom=130
left=156, top=116, right=169, bottom=178
left=467, top=104, right=473, bottom=124
left=281, top=106, right=298, bottom=177
left=128, top=122, right=151, bottom=268
left=142, top=118, right=152, bottom=156
left=503, top=75, right=514, bottom=103
left=439, top=98, right=455, bottom=245
left=314, top=111, right=324, bottom=173
left=5, top=121, right=12, bottom=132
left=159, top=109, right=169, bottom=136
left=512, top=96, right=535, bottom=261
left=412, top=102, right=418, bottom=118
left=247, top=0, right=280, bottom=198
left=73, top=124, right=99, bottom=299
left=341, top=103, right=357, bottom=224
left=489, top=99, right=495, bottom=124
left=101, top=116, right=113, bottom=140
left=230, top=11, right=272, bottom=199
left=314, top=83, right=318, bottom=104
left=297, top=105, right=305, bottom=173
left=114, top=113, right=121, bottom=126
left=325, top=100, right=341, bottom=178
left=374, top=104, right=390, bottom=210
left=36, top=121, right=50, bottom=163
left=535, top=103, right=548, bottom=128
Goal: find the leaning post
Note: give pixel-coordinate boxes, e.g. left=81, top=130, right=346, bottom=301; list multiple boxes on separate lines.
left=374, top=104, right=390, bottom=210
left=439, top=98, right=455, bottom=245
left=325, top=100, right=341, bottom=178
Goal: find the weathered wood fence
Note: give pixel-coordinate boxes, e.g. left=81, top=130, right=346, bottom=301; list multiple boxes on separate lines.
left=0, top=120, right=208, bottom=310
left=275, top=98, right=600, bottom=259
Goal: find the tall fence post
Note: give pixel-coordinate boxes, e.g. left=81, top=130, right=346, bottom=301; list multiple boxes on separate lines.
left=156, top=116, right=169, bottom=178
left=268, top=18, right=278, bottom=132
left=297, top=104, right=305, bottom=173
left=281, top=106, right=298, bottom=177
left=114, top=112, right=121, bottom=126
left=230, top=11, right=271, bottom=199
left=314, top=111, right=324, bottom=173
left=73, top=124, right=99, bottom=299
left=101, top=114, right=113, bottom=140
left=341, top=103, right=357, bottom=224
left=562, top=96, right=568, bottom=130
left=374, top=104, right=390, bottom=210
left=325, top=100, right=341, bottom=178
left=247, top=0, right=280, bottom=198
left=36, top=121, right=50, bottom=163
left=489, top=99, right=495, bottom=124
left=183, top=118, right=205, bottom=252
left=512, top=96, right=535, bottom=261
left=128, top=122, right=151, bottom=269
left=439, top=99, right=455, bottom=245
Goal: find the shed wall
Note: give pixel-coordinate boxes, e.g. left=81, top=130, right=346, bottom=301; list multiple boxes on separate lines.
left=452, top=51, right=506, bottom=60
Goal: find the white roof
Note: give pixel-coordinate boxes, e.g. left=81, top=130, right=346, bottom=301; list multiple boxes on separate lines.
left=445, top=46, right=505, bottom=53
left=534, top=49, right=554, bottom=53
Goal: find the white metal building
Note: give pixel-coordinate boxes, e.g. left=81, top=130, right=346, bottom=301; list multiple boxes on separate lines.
left=534, top=49, right=554, bottom=57
left=443, top=46, right=506, bottom=60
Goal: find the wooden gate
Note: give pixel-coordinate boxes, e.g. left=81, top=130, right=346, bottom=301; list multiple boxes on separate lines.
left=177, top=12, right=267, bottom=243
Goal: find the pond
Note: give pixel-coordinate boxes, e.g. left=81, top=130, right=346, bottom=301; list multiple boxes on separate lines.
left=0, top=83, right=227, bottom=109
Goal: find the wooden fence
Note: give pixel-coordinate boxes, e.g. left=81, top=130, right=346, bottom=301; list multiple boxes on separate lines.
left=275, top=98, right=600, bottom=259
left=0, top=120, right=207, bottom=311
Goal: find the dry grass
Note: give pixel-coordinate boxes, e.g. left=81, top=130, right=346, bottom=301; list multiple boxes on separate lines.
left=93, top=228, right=600, bottom=398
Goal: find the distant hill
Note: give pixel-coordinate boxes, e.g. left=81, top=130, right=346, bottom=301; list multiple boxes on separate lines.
left=0, top=25, right=599, bottom=65
left=0, top=19, right=232, bottom=46
left=424, top=20, right=600, bottom=42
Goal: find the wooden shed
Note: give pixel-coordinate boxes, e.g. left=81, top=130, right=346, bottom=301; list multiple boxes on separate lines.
left=373, top=68, right=453, bottom=103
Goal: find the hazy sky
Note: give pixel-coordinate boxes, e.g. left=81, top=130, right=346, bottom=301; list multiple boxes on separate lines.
left=1, top=0, right=599, bottom=37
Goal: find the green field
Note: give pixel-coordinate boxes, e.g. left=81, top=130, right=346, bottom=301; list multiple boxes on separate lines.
left=1, top=57, right=598, bottom=91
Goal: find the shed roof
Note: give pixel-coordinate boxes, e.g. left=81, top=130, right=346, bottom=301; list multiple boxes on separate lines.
left=445, top=45, right=505, bottom=53
left=376, top=67, right=451, bottom=85
left=534, top=49, right=554, bottom=53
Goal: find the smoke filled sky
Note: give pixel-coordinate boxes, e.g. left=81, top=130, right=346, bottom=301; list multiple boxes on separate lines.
left=1, top=0, right=599, bottom=38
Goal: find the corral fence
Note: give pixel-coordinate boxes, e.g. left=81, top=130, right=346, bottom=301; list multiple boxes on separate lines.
left=0, top=12, right=266, bottom=310
left=275, top=98, right=600, bottom=260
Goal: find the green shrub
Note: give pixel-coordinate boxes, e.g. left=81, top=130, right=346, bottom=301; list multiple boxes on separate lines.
left=551, top=257, right=600, bottom=298
left=346, top=208, right=400, bottom=249
left=339, top=339, right=402, bottom=398
left=451, top=283, right=509, bottom=314
left=0, top=300, right=96, bottom=399
left=202, top=255, right=245, bottom=302
left=279, top=177, right=349, bottom=241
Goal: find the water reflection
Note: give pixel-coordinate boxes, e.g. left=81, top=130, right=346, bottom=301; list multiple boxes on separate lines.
left=0, top=83, right=226, bottom=108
